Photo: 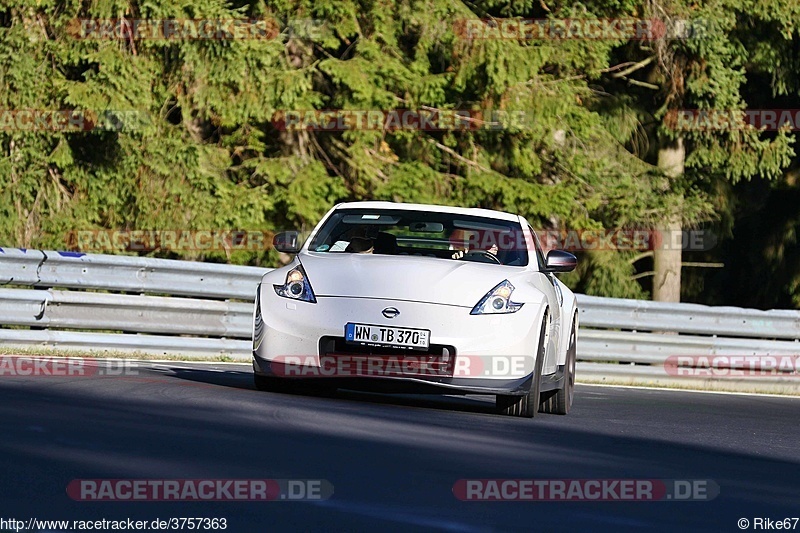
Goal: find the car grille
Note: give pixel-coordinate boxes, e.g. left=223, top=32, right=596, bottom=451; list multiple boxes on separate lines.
left=318, top=336, right=457, bottom=377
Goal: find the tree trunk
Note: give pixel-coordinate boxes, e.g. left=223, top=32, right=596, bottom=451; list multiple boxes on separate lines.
left=653, top=137, right=685, bottom=302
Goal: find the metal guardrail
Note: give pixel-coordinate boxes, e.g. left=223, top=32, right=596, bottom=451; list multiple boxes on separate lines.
left=0, top=328, right=249, bottom=358
left=0, top=288, right=251, bottom=337
left=0, top=247, right=262, bottom=356
left=0, top=248, right=265, bottom=299
left=577, top=329, right=799, bottom=364
left=575, top=362, right=800, bottom=394
left=576, top=294, right=800, bottom=340
left=1, top=247, right=798, bottom=392
left=0, top=248, right=43, bottom=285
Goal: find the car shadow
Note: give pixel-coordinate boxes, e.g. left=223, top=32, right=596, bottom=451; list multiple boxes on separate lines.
left=163, top=364, right=500, bottom=416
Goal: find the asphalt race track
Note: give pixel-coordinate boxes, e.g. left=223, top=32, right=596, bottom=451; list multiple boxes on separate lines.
left=0, top=359, right=798, bottom=532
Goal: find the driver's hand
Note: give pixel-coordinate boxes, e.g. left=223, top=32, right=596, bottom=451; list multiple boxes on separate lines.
left=451, top=248, right=468, bottom=259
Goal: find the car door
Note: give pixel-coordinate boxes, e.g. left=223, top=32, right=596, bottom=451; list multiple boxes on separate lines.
left=520, top=219, right=561, bottom=375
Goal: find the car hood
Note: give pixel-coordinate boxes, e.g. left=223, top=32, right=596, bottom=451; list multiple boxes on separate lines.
left=298, top=253, right=514, bottom=307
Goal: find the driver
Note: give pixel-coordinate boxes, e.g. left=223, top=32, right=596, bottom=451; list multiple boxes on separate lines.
left=450, top=229, right=500, bottom=260
left=451, top=243, right=498, bottom=259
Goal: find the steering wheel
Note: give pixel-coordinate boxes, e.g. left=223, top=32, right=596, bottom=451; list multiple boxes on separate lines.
left=459, top=250, right=502, bottom=264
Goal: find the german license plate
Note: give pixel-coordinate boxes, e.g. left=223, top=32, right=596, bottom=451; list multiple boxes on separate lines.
left=345, top=323, right=430, bottom=350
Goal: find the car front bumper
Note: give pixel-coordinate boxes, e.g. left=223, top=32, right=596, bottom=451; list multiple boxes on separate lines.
left=252, top=285, right=545, bottom=395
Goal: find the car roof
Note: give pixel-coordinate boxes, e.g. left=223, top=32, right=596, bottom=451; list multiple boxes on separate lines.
left=334, top=201, right=521, bottom=223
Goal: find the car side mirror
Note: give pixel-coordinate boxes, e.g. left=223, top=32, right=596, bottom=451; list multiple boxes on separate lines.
left=544, top=250, right=577, bottom=272
left=273, top=231, right=301, bottom=254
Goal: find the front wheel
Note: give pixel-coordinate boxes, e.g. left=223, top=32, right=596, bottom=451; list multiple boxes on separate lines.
left=496, top=315, right=547, bottom=418
left=540, top=315, right=577, bottom=415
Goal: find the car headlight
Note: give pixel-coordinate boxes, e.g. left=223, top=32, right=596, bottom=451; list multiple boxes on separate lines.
left=470, top=280, right=523, bottom=315
left=273, top=264, right=317, bottom=303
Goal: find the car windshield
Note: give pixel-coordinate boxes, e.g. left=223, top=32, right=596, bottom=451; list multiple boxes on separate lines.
left=307, top=208, right=529, bottom=266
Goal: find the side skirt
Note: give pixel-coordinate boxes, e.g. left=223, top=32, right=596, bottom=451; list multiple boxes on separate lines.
left=539, top=364, right=565, bottom=393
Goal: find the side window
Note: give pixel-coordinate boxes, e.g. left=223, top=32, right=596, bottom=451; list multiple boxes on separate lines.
left=528, top=225, right=547, bottom=270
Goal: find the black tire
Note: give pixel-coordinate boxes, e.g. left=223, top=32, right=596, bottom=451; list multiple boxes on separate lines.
left=540, top=314, right=577, bottom=415
left=496, top=315, right=547, bottom=418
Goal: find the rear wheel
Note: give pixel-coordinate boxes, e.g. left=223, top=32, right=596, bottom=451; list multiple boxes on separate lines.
left=541, top=314, right=577, bottom=415
left=496, top=315, right=547, bottom=418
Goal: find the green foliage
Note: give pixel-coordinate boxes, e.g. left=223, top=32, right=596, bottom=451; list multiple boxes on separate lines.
left=563, top=250, right=648, bottom=300
left=0, top=0, right=797, bottom=306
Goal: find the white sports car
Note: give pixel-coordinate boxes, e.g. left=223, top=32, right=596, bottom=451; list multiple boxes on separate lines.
left=252, top=201, right=578, bottom=418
